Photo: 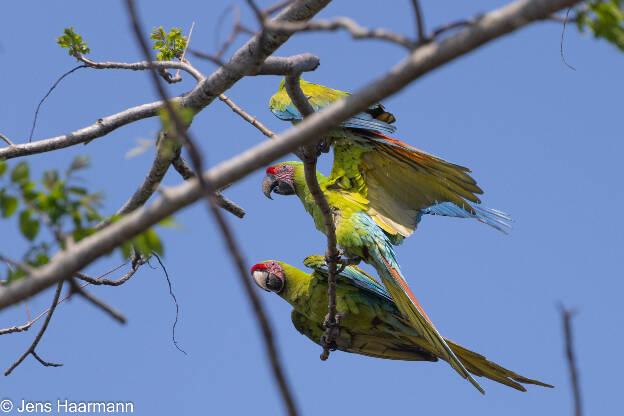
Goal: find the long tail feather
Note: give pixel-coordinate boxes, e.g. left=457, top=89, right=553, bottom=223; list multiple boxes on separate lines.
left=375, top=255, right=485, bottom=394
left=447, top=340, right=554, bottom=391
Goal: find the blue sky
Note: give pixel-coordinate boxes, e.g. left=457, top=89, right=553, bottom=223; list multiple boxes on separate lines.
left=1, top=1, right=622, bottom=415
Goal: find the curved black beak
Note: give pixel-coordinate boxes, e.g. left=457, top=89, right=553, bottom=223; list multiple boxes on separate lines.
left=262, top=174, right=278, bottom=200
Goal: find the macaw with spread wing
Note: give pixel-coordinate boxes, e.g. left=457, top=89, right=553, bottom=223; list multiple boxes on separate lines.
left=251, top=256, right=553, bottom=393
left=264, top=79, right=512, bottom=391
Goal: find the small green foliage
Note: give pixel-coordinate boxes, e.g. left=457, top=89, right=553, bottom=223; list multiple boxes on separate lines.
left=150, top=26, right=187, bottom=61
left=578, top=0, right=624, bottom=51
left=158, top=103, right=195, bottom=135
left=0, top=190, right=18, bottom=218
left=19, top=210, right=40, bottom=241
left=67, top=155, right=90, bottom=174
left=56, top=27, right=91, bottom=60
left=10, top=162, right=29, bottom=185
left=0, top=157, right=171, bottom=284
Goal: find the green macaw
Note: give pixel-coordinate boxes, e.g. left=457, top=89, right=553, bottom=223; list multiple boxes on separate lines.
left=251, top=256, right=552, bottom=393
left=264, top=79, right=512, bottom=392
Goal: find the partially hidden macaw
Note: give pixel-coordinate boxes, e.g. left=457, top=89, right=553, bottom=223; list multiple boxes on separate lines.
left=251, top=256, right=553, bottom=393
left=264, top=79, right=512, bottom=392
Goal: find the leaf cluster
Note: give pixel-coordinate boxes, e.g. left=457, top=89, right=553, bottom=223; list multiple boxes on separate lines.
left=0, top=157, right=166, bottom=283
left=150, top=27, right=187, bottom=61
left=56, top=27, right=90, bottom=60
left=578, top=0, right=624, bottom=51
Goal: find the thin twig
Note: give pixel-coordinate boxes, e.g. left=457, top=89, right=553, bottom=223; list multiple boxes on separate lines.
left=266, top=17, right=416, bottom=49
left=73, top=259, right=137, bottom=286
left=175, top=21, right=195, bottom=79
left=95, top=133, right=176, bottom=230
left=125, top=1, right=297, bottom=413
left=560, top=8, right=576, bottom=70
left=29, top=65, right=88, bottom=142
left=219, top=94, right=277, bottom=138
left=171, top=152, right=246, bottom=218
left=284, top=75, right=340, bottom=360
left=152, top=254, right=185, bottom=355
left=264, top=0, right=293, bottom=16
left=0, top=133, right=15, bottom=146
left=1, top=261, right=135, bottom=336
left=5, top=282, right=64, bottom=375
left=69, top=279, right=127, bottom=324
left=560, top=304, right=582, bottom=416
left=410, top=0, right=426, bottom=43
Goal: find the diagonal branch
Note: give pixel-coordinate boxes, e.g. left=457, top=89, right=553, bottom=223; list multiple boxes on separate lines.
left=560, top=304, right=583, bottom=416
left=69, top=279, right=127, bottom=324
left=284, top=75, right=340, bottom=360
left=5, top=282, right=64, bottom=376
left=124, top=1, right=297, bottom=413
left=265, top=17, right=416, bottom=49
left=95, top=132, right=176, bottom=231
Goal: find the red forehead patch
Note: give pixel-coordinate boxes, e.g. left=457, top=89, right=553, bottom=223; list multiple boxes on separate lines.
left=250, top=263, right=267, bottom=274
left=265, top=166, right=277, bottom=175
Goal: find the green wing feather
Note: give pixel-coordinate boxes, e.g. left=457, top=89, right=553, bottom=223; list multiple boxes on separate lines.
left=327, top=133, right=485, bottom=238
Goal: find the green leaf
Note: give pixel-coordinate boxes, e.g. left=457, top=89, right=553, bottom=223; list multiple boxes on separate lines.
left=120, top=242, right=133, bottom=259
left=11, top=162, right=29, bottom=184
left=68, top=155, right=90, bottom=173
left=144, top=229, right=164, bottom=255
left=0, top=192, right=18, bottom=218
left=7, top=268, right=27, bottom=283
left=43, top=170, right=59, bottom=190
left=19, top=210, right=40, bottom=241
left=56, top=27, right=90, bottom=60
left=158, top=216, right=182, bottom=229
left=0, top=160, right=6, bottom=176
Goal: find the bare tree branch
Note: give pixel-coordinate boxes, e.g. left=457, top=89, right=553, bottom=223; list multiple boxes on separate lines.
left=75, top=55, right=205, bottom=81
left=255, top=54, right=320, bottom=75
left=0, top=0, right=582, bottom=311
left=95, top=132, right=176, bottom=231
left=0, top=132, right=15, bottom=146
left=265, top=17, right=416, bottom=49
left=171, top=152, right=246, bottom=218
left=560, top=7, right=576, bottom=70
left=73, top=256, right=142, bottom=286
left=219, top=94, right=277, bottom=138
left=264, top=0, right=294, bottom=16
left=0, top=0, right=332, bottom=161
left=560, top=304, right=582, bottom=416
left=284, top=75, right=340, bottom=360
left=69, top=279, right=127, bottom=324
left=410, top=0, right=426, bottom=43
left=5, top=282, right=64, bottom=376
left=29, top=65, right=88, bottom=142
left=124, top=1, right=297, bottom=413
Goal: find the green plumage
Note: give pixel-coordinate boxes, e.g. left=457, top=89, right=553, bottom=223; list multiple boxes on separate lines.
left=254, top=257, right=553, bottom=392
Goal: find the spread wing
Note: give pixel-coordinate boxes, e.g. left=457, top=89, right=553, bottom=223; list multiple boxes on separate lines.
left=327, top=131, right=511, bottom=238
left=269, top=79, right=397, bottom=135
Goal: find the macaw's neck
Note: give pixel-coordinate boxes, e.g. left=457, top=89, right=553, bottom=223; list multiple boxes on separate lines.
left=278, top=264, right=314, bottom=308
left=292, top=166, right=329, bottom=234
